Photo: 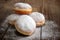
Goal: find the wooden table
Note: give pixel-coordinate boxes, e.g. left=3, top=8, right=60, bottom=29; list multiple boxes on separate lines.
left=0, top=20, right=60, bottom=40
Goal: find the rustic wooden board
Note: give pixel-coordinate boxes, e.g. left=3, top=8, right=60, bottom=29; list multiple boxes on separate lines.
left=0, top=20, right=60, bottom=40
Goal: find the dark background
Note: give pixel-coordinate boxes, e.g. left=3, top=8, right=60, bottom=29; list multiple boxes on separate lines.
left=0, top=0, right=60, bottom=26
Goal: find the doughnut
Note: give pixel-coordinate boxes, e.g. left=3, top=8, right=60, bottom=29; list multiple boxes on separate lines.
left=29, top=12, right=45, bottom=26
left=14, top=3, right=32, bottom=15
left=6, top=14, right=19, bottom=25
left=15, top=15, right=36, bottom=35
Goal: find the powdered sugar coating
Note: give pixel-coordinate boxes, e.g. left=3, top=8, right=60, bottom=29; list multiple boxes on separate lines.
left=14, top=3, right=32, bottom=9
left=15, top=15, right=36, bottom=32
left=7, top=14, right=19, bottom=21
left=30, top=12, right=45, bottom=22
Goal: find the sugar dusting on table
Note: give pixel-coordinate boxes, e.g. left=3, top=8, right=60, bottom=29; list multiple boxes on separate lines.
left=1, top=20, right=60, bottom=40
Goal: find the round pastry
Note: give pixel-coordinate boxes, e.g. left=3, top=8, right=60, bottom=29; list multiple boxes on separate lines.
left=6, top=14, right=19, bottom=25
left=15, top=15, right=36, bottom=35
left=14, top=3, right=32, bottom=15
left=29, top=12, right=45, bottom=26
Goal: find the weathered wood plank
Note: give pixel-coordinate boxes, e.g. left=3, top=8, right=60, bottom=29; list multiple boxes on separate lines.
left=0, top=20, right=60, bottom=40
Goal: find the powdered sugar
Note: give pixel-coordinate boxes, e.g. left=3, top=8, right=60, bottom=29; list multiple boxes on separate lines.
left=26, top=21, right=58, bottom=39
left=15, top=15, right=36, bottom=32
left=14, top=3, right=32, bottom=9
left=30, top=12, right=45, bottom=22
left=6, top=14, right=19, bottom=21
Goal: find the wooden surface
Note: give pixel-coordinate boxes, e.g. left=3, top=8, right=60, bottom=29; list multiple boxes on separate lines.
left=0, top=0, right=60, bottom=40
left=0, top=20, right=60, bottom=40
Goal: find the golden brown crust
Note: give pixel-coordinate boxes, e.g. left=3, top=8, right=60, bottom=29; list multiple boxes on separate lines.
left=15, top=23, right=34, bottom=35
left=13, top=8, right=32, bottom=15
left=36, top=20, right=45, bottom=27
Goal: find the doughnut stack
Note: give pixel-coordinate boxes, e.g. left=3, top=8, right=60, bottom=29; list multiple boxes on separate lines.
left=6, top=3, right=45, bottom=35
